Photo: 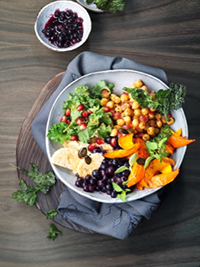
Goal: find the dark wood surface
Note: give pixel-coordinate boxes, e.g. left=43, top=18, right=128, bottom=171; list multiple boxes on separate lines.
left=1, top=0, right=200, bottom=266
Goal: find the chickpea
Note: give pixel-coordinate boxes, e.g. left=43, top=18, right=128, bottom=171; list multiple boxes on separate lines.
left=111, top=94, right=121, bottom=104
left=102, top=90, right=110, bottom=98
left=162, top=117, right=167, bottom=124
left=130, top=84, right=135, bottom=88
left=120, top=94, right=129, bottom=102
left=131, top=101, right=140, bottom=109
left=150, top=108, right=156, bottom=112
left=167, top=117, right=175, bottom=125
left=123, top=108, right=132, bottom=117
left=148, top=112, right=155, bottom=119
left=155, top=113, right=161, bottom=120
left=139, top=122, right=146, bottom=130
left=106, top=100, right=114, bottom=109
left=143, top=134, right=150, bottom=141
left=134, top=109, right=142, bottom=116
left=141, top=85, right=148, bottom=92
left=110, top=128, right=118, bottom=137
left=100, top=98, right=109, bottom=107
left=132, top=118, right=139, bottom=127
left=156, top=120, right=163, bottom=128
left=114, top=104, right=122, bottom=113
left=147, top=126, right=155, bottom=136
left=149, top=91, right=155, bottom=100
left=121, top=102, right=130, bottom=111
left=141, top=108, right=149, bottom=115
left=148, top=119, right=156, bottom=127
left=117, top=118, right=125, bottom=126
left=134, top=79, right=143, bottom=88
left=114, top=125, right=121, bottom=130
left=123, top=116, right=131, bottom=124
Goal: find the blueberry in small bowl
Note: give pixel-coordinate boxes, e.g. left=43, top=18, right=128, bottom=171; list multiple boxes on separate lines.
left=34, top=1, right=92, bottom=52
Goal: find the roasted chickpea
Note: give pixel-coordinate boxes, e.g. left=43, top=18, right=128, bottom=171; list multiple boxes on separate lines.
left=123, top=116, right=131, bottom=124
left=114, top=125, right=121, bottom=130
left=134, top=109, right=142, bottom=116
left=141, top=108, right=149, bottom=115
left=131, top=101, right=140, bottom=109
left=100, top=98, right=109, bottom=107
left=148, top=112, right=155, bottom=119
left=132, top=118, right=139, bottom=128
left=141, top=85, right=148, bottom=92
left=134, top=79, right=143, bottom=88
left=120, top=94, right=129, bottom=102
left=149, top=91, right=155, bottom=100
left=148, top=119, right=156, bottom=127
left=143, top=134, right=150, bottom=141
left=147, top=126, right=155, bottom=136
left=110, top=128, right=118, bottom=137
left=162, top=117, right=167, bottom=124
left=156, top=120, right=163, bottom=128
left=111, top=94, right=121, bottom=104
left=123, top=108, right=132, bottom=117
left=121, top=102, right=130, bottom=111
left=114, top=104, right=122, bottom=113
left=117, top=118, right=125, bottom=126
left=155, top=113, right=161, bottom=120
left=139, top=122, right=146, bottom=130
left=106, top=101, right=114, bottom=109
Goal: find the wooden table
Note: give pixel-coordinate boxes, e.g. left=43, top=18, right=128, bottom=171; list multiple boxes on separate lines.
left=1, top=0, right=200, bottom=266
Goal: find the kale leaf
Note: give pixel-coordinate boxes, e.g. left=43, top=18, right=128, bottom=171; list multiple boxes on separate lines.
left=11, top=163, right=56, bottom=206
left=92, top=0, right=126, bottom=12
left=46, top=208, right=58, bottom=219
left=124, top=83, right=186, bottom=121
left=47, top=224, right=61, bottom=241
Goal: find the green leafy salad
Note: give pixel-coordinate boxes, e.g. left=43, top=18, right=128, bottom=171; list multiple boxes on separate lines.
left=47, top=81, right=115, bottom=144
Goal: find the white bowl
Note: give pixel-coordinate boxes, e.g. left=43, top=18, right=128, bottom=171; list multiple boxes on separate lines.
left=34, top=1, right=92, bottom=52
left=76, top=0, right=103, bottom=12
left=46, top=69, right=188, bottom=203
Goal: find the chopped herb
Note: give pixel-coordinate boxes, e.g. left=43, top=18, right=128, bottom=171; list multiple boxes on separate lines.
left=11, top=163, right=56, bottom=206
left=46, top=208, right=58, bottom=219
left=87, top=0, right=126, bottom=12
left=144, top=137, right=169, bottom=168
left=47, top=224, right=61, bottom=241
left=112, top=182, right=131, bottom=202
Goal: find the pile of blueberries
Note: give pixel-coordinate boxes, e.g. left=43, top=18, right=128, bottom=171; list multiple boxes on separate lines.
left=75, top=157, right=131, bottom=198
left=42, top=9, right=84, bottom=48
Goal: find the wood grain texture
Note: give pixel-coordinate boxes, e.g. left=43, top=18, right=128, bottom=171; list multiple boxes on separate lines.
left=0, top=0, right=200, bottom=266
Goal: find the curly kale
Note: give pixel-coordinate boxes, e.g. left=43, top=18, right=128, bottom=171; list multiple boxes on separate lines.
left=87, top=0, right=126, bottom=12
left=124, top=83, right=186, bottom=121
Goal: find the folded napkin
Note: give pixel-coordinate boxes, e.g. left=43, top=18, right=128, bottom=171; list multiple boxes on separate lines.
left=31, top=51, right=168, bottom=239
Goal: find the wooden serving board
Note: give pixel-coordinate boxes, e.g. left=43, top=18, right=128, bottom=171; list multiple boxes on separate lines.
left=16, top=72, right=93, bottom=234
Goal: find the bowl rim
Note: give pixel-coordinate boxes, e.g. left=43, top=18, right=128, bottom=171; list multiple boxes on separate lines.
left=45, top=69, right=188, bottom=203
left=34, top=0, right=92, bottom=52
left=76, top=0, right=104, bottom=13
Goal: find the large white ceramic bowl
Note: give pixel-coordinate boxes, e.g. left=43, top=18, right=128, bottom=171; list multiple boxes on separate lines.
left=34, top=1, right=92, bottom=52
left=46, top=69, right=188, bottom=203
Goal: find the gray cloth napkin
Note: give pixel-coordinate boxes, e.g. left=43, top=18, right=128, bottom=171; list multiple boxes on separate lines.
left=31, top=51, right=168, bottom=239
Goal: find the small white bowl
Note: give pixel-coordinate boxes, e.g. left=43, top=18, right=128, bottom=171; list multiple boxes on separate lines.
left=76, top=0, right=103, bottom=12
left=34, top=1, right=92, bottom=52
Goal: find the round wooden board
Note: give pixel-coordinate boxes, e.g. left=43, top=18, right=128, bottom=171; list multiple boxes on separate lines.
left=16, top=72, right=93, bottom=234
